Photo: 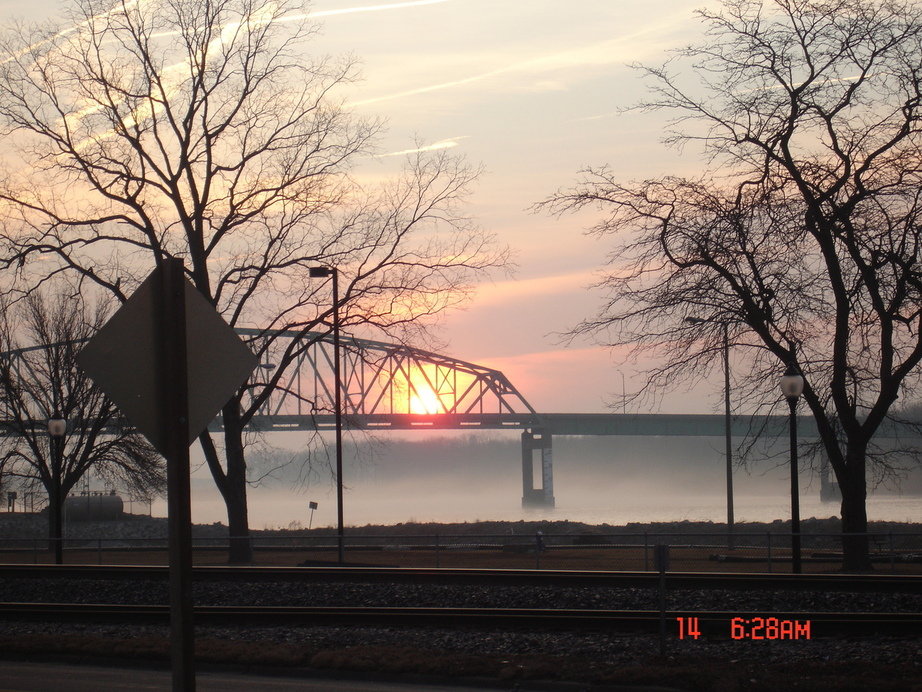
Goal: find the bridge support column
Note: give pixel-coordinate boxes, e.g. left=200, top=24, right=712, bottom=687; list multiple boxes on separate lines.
left=522, top=429, right=554, bottom=508
left=819, top=450, right=840, bottom=502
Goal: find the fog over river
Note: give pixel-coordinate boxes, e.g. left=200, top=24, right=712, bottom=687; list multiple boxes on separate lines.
left=147, top=433, right=922, bottom=529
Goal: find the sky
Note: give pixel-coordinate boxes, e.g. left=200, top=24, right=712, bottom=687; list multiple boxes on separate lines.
left=308, top=0, right=714, bottom=415
left=0, top=0, right=721, bottom=416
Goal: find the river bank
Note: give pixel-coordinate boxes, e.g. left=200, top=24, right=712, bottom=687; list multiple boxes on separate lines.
left=1, top=511, right=921, bottom=540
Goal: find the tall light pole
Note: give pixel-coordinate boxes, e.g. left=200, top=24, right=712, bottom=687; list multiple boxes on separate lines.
left=47, top=414, right=66, bottom=564
left=780, top=363, right=804, bottom=574
left=686, top=317, right=734, bottom=546
left=309, top=266, right=344, bottom=564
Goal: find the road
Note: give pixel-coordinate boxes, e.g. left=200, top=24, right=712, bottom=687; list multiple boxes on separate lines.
left=0, top=661, right=503, bottom=692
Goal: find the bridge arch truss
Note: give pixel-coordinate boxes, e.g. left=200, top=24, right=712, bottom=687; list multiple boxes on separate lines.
left=239, top=328, right=541, bottom=425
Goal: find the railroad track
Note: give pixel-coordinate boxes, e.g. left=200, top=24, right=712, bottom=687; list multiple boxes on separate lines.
left=2, top=564, right=921, bottom=592
left=0, top=602, right=918, bottom=637
left=2, top=566, right=919, bottom=637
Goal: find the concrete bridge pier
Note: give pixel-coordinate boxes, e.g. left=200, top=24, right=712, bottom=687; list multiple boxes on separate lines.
left=521, top=428, right=554, bottom=507
left=820, top=452, right=840, bottom=502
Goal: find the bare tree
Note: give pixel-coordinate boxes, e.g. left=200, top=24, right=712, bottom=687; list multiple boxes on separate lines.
left=0, top=0, right=506, bottom=561
left=540, top=0, right=922, bottom=571
left=0, top=290, right=164, bottom=560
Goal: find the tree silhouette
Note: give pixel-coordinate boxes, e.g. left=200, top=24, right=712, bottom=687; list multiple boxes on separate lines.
left=0, top=0, right=506, bottom=561
left=541, top=0, right=922, bottom=570
left=0, top=291, right=164, bottom=561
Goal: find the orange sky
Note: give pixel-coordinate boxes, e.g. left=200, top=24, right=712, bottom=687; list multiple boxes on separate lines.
left=0, top=0, right=723, bottom=415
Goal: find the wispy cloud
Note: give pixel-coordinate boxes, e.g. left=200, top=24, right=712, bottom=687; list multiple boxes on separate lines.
left=141, top=0, right=456, bottom=41
left=511, top=80, right=568, bottom=94
left=0, top=0, right=144, bottom=65
left=62, top=0, right=453, bottom=147
left=572, top=111, right=619, bottom=122
left=375, top=135, right=469, bottom=158
left=351, top=11, right=692, bottom=107
left=469, top=270, right=596, bottom=309
left=288, top=0, right=453, bottom=20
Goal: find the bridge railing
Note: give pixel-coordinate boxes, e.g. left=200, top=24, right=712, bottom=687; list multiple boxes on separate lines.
left=0, top=531, right=920, bottom=573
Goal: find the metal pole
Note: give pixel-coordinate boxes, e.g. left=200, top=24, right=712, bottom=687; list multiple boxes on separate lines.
left=788, top=395, right=802, bottom=574
left=51, top=436, right=63, bottom=564
left=723, top=323, right=734, bottom=549
left=655, top=545, right=668, bottom=656
left=766, top=532, right=772, bottom=573
left=161, top=258, right=195, bottom=691
left=332, top=269, right=344, bottom=565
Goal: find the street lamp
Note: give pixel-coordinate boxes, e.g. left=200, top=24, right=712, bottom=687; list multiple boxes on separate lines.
left=780, top=363, right=805, bottom=574
left=686, top=317, right=734, bottom=547
left=309, top=266, right=344, bottom=564
left=47, top=414, right=66, bottom=564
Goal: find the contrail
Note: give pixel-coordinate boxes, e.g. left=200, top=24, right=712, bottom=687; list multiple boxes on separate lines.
left=375, top=136, right=469, bottom=158
left=8, top=0, right=455, bottom=53
left=0, top=0, right=146, bottom=65
left=295, top=0, right=453, bottom=20
left=146, top=0, right=454, bottom=38
left=351, top=9, right=695, bottom=107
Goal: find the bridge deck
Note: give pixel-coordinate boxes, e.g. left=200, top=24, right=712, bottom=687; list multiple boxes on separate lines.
left=236, top=412, right=824, bottom=437
left=5, top=412, right=915, bottom=438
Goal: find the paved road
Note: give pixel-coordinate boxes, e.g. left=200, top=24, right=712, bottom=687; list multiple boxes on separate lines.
left=0, top=661, right=504, bottom=692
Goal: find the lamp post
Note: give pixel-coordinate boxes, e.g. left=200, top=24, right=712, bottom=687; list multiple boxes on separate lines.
left=309, top=266, right=344, bottom=564
left=780, top=364, right=805, bottom=574
left=686, top=317, right=734, bottom=547
left=47, top=414, right=66, bottom=564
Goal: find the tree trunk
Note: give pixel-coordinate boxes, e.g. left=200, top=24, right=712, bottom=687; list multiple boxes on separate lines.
left=839, top=443, right=871, bottom=572
left=222, top=404, right=252, bottom=564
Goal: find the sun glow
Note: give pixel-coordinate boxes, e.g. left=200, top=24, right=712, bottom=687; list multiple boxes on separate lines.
left=387, top=364, right=458, bottom=415
left=410, top=384, right=442, bottom=415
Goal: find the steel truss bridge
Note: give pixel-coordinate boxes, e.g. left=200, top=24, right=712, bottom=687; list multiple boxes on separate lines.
left=2, top=329, right=914, bottom=507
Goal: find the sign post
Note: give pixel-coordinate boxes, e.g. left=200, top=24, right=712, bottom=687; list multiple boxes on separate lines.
left=78, top=259, right=257, bottom=692
left=160, top=258, right=195, bottom=690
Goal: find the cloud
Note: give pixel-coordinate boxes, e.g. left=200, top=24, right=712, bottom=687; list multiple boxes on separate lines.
left=297, top=0, right=453, bottom=20
left=511, top=80, right=568, bottom=94
left=571, top=112, right=619, bottom=123
left=351, top=11, right=694, bottom=107
left=0, top=0, right=144, bottom=65
left=142, top=0, right=457, bottom=41
left=375, top=135, right=469, bottom=158
left=475, top=345, right=628, bottom=413
left=468, top=270, right=597, bottom=309
left=62, top=0, right=455, bottom=148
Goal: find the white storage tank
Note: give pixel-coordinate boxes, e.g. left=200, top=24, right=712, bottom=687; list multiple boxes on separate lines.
left=64, top=491, right=124, bottom=521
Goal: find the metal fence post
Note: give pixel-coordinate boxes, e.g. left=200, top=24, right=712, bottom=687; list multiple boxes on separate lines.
left=97, top=538, right=102, bottom=565
left=889, top=531, right=895, bottom=574
left=535, top=531, right=543, bottom=570
left=767, top=532, right=772, bottom=573
left=644, top=531, right=649, bottom=571
left=435, top=533, right=440, bottom=569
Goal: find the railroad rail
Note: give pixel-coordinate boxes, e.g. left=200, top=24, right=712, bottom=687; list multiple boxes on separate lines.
left=0, top=603, right=918, bottom=637
left=2, top=564, right=921, bottom=592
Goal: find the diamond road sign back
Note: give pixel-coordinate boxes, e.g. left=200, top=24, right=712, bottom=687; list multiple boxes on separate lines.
left=78, top=267, right=258, bottom=454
